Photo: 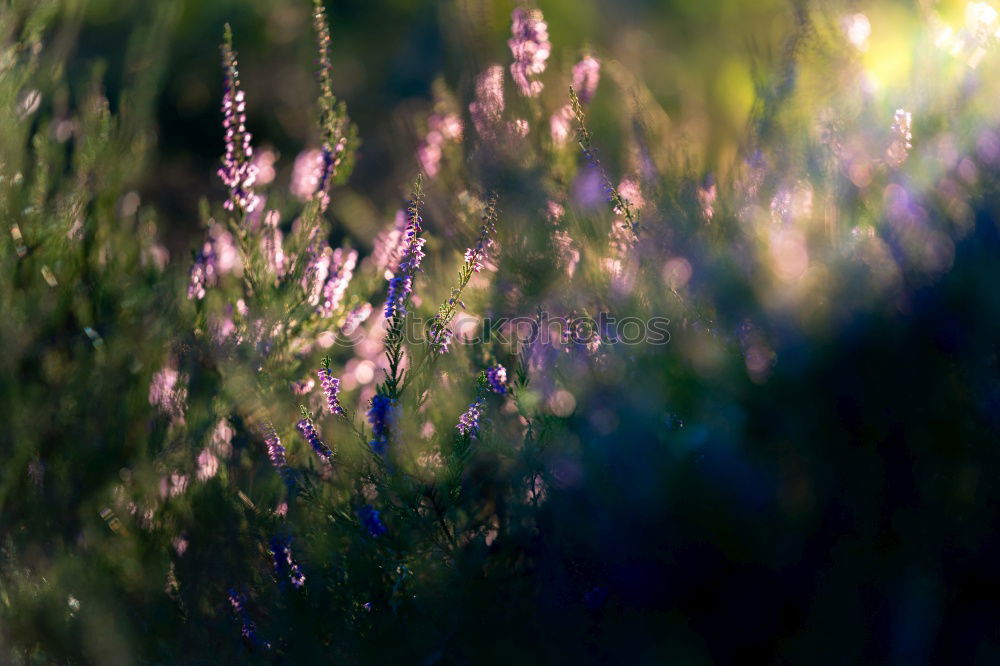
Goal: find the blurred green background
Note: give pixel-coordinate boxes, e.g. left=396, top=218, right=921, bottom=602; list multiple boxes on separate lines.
left=65, top=0, right=797, bottom=249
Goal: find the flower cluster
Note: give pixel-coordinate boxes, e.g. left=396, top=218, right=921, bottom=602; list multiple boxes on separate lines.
left=384, top=192, right=426, bottom=319
left=149, top=366, right=187, bottom=422
left=318, top=366, right=344, bottom=415
left=418, top=113, right=463, bottom=179
left=367, top=394, right=396, bottom=456
left=552, top=229, right=580, bottom=277
left=262, top=424, right=287, bottom=470
left=228, top=589, right=267, bottom=647
left=297, top=417, right=333, bottom=460
left=457, top=398, right=484, bottom=437
left=571, top=55, right=600, bottom=104
left=370, top=209, right=407, bottom=279
left=312, top=0, right=355, bottom=199
left=550, top=103, right=575, bottom=145
left=463, top=195, right=499, bottom=273
left=290, top=148, right=325, bottom=201
left=300, top=248, right=326, bottom=309
left=428, top=316, right=454, bottom=354
left=486, top=364, right=508, bottom=394
left=218, top=27, right=260, bottom=214
left=187, top=223, right=240, bottom=301
left=342, top=302, right=373, bottom=334
left=357, top=505, right=387, bottom=538
left=318, top=248, right=357, bottom=317
left=187, top=241, right=217, bottom=301
left=508, top=8, right=551, bottom=97
left=268, top=537, right=306, bottom=588
left=469, top=65, right=505, bottom=139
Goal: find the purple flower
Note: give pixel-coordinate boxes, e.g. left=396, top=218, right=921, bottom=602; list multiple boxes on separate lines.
left=469, top=65, right=505, bottom=140
left=508, top=8, right=551, bottom=97
left=552, top=229, right=580, bottom=278
left=290, top=148, right=325, bottom=201
left=302, top=241, right=332, bottom=307
left=571, top=56, right=600, bottom=105
left=463, top=198, right=498, bottom=273
left=417, top=113, right=463, bottom=178
left=357, top=504, right=387, bottom=538
left=318, top=248, right=357, bottom=317
left=317, top=367, right=344, bottom=416
left=371, top=209, right=408, bottom=279
left=428, top=316, right=454, bottom=354
left=227, top=590, right=253, bottom=639
left=261, top=424, right=288, bottom=470
left=149, top=365, right=187, bottom=422
left=384, top=194, right=425, bottom=320
left=457, top=398, right=484, bottom=437
left=297, top=417, right=333, bottom=460
left=550, top=104, right=574, bottom=145
left=342, top=302, right=373, bottom=335
left=187, top=241, right=217, bottom=300
left=318, top=137, right=348, bottom=196
left=187, top=223, right=240, bottom=300
left=312, top=0, right=352, bottom=198
left=367, top=394, right=396, bottom=456
left=218, top=27, right=260, bottom=215
left=228, top=589, right=269, bottom=648
left=269, top=537, right=306, bottom=588
left=227, top=589, right=246, bottom=616
left=486, top=365, right=508, bottom=394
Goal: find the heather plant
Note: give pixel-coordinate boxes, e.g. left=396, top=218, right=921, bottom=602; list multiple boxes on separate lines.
left=4, top=1, right=1000, bottom=663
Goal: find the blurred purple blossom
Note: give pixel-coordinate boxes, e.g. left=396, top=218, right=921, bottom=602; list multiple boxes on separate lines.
left=302, top=243, right=332, bottom=307
left=552, top=229, right=580, bottom=278
left=368, top=209, right=407, bottom=280
left=149, top=365, right=187, bottom=422
left=357, top=504, right=387, bottom=538
left=291, top=148, right=325, bottom=201
left=508, top=8, right=551, bottom=97
left=572, top=55, right=600, bottom=104
left=418, top=113, right=463, bottom=178
left=187, top=241, right=216, bottom=301
left=367, top=394, right=396, bottom=456
left=550, top=104, right=574, bottom=145
left=470, top=65, right=505, bottom=139
left=269, top=537, right=306, bottom=588
left=342, top=302, right=373, bottom=335
left=318, top=248, right=357, bottom=318
left=196, top=448, right=219, bottom=481
left=463, top=203, right=497, bottom=273
left=227, top=589, right=267, bottom=646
